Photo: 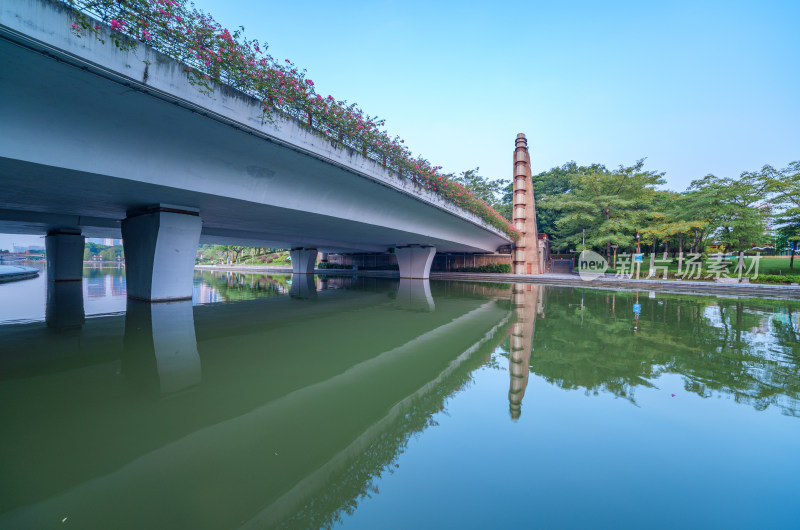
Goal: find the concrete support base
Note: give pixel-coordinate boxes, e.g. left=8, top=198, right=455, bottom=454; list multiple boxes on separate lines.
left=290, top=248, right=317, bottom=274
left=395, top=245, right=436, bottom=279
left=121, top=206, right=201, bottom=302
left=45, top=231, right=84, bottom=281
left=123, top=299, right=201, bottom=396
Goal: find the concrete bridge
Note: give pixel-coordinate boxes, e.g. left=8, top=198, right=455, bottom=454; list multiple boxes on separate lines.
left=0, top=0, right=512, bottom=300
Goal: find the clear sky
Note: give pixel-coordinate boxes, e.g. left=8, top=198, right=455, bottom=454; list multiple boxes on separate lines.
left=196, top=0, right=799, bottom=190
left=2, top=0, right=798, bottom=247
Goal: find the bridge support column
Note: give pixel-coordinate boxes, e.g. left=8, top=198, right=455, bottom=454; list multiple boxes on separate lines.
left=290, top=248, right=317, bottom=274
left=121, top=205, right=201, bottom=302
left=45, top=230, right=84, bottom=281
left=395, top=245, right=436, bottom=279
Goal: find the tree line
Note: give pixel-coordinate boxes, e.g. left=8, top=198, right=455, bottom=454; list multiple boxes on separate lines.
left=454, top=160, right=800, bottom=266
left=84, top=242, right=123, bottom=261
left=196, top=245, right=291, bottom=265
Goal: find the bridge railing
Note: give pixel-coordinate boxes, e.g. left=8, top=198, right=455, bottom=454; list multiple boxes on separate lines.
left=61, top=0, right=518, bottom=240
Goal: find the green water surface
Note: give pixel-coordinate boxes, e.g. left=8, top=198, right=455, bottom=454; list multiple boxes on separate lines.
left=0, top=270, right=798, bottom=529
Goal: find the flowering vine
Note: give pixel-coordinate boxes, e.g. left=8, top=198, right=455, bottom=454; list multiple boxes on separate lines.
left=64, top=0, right=519, bottom=240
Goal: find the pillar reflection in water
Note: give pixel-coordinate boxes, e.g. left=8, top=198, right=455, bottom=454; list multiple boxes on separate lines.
left=45, top=280, right=85, bottom=329
left=123, top=299, right=201, bottom=396
left=508, top=284, right=543, bottom=420
left=289, top=274, right=318, bottom=299
left=395, top=279, right=435, bottom=312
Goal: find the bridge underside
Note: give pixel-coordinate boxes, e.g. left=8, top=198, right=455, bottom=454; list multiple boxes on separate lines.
left=0, top=157, right=486, bottom=255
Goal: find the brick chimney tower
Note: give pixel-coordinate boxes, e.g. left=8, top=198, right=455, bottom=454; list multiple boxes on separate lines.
left=512, top=133, right=541, bottom=274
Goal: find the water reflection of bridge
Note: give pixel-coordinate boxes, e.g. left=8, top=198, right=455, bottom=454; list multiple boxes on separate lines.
left=0, top=278, right=517, bottom=528
left=2, top=274, right=798, bottom=526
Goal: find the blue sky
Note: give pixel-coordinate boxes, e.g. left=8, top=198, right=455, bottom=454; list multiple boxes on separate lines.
left=196, top=0, right=799, bottom=189
left=3, top=0, right=798, bottom=248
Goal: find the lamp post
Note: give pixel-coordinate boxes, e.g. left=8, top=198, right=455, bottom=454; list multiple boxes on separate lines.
left=611, top=244, right=618, bottom=270
left=579, top=229, right=586, bottom=270
left=635, top=233, right=641, bottom=280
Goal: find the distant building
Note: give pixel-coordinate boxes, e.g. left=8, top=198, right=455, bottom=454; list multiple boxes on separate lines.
left=87, top=238, right=122, bottom=246
left=12, top=244, right=44, bottom=254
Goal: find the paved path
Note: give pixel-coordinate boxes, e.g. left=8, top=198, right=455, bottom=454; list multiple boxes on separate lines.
left=0, top=264, right=39, bottom=283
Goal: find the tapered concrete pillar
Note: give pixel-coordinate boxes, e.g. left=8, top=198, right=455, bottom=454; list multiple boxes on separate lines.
left=395, top=245, right=436, bottom=279
left=121, top=205, right=201, bottom=302
left=123, top=299, right=201, bottom=396
left=45, top=230, right=84, bottom=281
left=396, top=279, right=435, bottom=311
left=290, top=248, right=317, bottom=274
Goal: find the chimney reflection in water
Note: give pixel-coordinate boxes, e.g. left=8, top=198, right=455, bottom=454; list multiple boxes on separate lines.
left=508, top=284, right=543, bottom=420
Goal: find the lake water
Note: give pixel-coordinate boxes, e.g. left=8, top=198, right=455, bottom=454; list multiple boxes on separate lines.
left=1, top=266, right=798, bottom=528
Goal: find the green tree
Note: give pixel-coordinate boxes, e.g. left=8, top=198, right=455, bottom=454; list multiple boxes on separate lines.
left=451, top=167, right=508, bottom=212
left=639, top=191, right=708, bottom=256
left=688, top=170, right=772, bottom=252
left=542, top=160, right=665, bottom=260
left=99, top=245, right=124, bottom=261
left=767, top=161, right=800, bottom=268
left=499, top=162, right=604, bottom=237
